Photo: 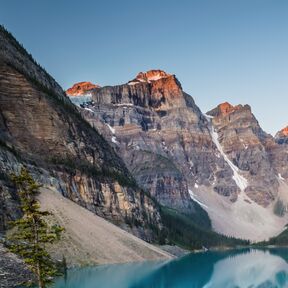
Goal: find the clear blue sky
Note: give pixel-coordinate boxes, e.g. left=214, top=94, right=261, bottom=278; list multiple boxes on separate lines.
left=1, top=0, right=288, bottom=134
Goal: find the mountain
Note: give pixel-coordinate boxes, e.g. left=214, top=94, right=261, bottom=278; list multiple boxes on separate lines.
left=2, top=23, right=288, bottom=255
left=69, top=70, right=288, bottom=241
left=0, top=26, right=247, bottom=260
left=207, top=102, right=278, bottom=207
left=69, top=69, right=214, bottom=221
left=66, top=81, right=100, bottom=96
left=275, top=126, right=288, bottom=144
left=0, top=25, right=162, bottom=242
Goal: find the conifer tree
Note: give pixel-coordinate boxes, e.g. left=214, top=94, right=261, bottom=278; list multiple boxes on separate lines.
left=8, top=167, right=63, bottom=288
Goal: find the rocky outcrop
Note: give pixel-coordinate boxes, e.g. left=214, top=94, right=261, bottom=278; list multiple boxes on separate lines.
left=275, top=126, right=288, bottom=144
left=0, top=25, right=162, bottom=240
left=269, top=126, right=288, bottom=181
left=207, top=102, right=279, bottom=206
left=0, top=243, right=34, bottom=288
left=66, top=81, right=100, bottom=96
left=129, top=69, right=172, bottom=84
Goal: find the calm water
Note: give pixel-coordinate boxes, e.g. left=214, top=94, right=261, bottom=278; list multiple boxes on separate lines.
left=52, top=248, right=288, bottom=288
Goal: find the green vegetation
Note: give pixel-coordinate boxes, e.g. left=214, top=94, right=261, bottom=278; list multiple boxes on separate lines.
left=256, top=226, right=288, bottom=247
left=273, top=199, right=286, bottom=217
left=7, top=167, right=63, bottom=288
left=160, top=207, right=250, bottom=250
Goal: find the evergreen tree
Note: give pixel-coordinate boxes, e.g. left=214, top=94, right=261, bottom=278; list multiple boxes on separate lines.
left=7, top=167, right=63, bottom=288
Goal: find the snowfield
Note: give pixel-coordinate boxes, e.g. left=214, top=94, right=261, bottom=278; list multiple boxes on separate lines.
left=190, top=116, right=288, bottom=242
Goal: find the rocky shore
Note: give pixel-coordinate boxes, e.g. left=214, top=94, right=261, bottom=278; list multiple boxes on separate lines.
left=0, top=243, right=33, bottom=288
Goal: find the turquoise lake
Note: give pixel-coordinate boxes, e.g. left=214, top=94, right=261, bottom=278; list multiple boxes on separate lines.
left=51, top=248, right=288, bottom=288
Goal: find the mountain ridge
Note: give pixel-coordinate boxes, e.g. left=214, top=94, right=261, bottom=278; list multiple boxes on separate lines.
left=69, top=69, right=288, bottom=241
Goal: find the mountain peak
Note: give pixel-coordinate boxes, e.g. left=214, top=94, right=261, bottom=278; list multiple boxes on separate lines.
left=208, top=102, right=250, bottom=117
left=276, top=126, right=288, bottom=143
left=128, top=69, right=172, bottom=85
left=218, top=102, right=235, bottom=115
left=66, top=81, right=100, bottom=96
left=280, top=126, right=288, bottom=136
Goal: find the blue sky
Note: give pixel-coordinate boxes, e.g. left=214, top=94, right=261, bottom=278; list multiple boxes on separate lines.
left=1, top=0, right=288, bottom=134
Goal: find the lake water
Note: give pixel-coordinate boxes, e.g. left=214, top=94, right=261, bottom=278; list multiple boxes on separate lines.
left=52, top=248, right=288, bottom=288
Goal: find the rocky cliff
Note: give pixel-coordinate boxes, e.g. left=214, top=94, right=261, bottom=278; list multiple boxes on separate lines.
left=69, top=71, right=288, bottom=241
left=276, top=126, right=288, bottom=144
left=207, top=102, right=279, bottom=207
left=75, top=70, right=227, bottom=225
left=0, top=25, right=162, bottom=241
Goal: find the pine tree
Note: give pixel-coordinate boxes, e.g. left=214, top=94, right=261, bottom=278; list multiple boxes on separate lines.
left=7, top=167, right=63, bottom=288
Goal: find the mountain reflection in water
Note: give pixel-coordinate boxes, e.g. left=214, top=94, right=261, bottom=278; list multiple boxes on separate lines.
left=52, top=248, right=288, bottom=288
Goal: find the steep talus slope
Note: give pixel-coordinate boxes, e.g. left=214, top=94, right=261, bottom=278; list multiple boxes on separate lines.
left=39, top=188, right=172, bottom=266
left=0, top=25, right=162, bottom=241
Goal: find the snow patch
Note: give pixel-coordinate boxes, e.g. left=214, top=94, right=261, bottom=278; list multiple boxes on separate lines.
left=128, top=81, right=139, bottom=86
left=69, top=95, right=92, bottom=107
left=278, top=173, right=285, bottom=181
left=106, top=124, right=115, bottom=134
left=106, top=124, right=119, bottom=144
left=188, top=189, right=208, bottom=209
left=111, top=136, right=119, bottom=145
left=204, top=113, right=214, bottom=119
left=84, top=108, right=94, bottom=113
left=114, top=103, right=134, bottom=107
left=147, top=75, right=164, bottom=81
left=205, top=116, right=248, bottom=192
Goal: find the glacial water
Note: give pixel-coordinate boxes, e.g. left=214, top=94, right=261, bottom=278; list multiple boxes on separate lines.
left=51, top=248, right=288, bottom=288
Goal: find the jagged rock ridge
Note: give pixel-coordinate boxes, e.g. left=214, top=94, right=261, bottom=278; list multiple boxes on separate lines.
left=0, top=25, right=162, bottom=241
left=66, top=81, right=100, bottom=96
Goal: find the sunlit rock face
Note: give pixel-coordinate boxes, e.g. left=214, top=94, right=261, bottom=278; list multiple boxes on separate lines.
left=66, top=81, right=100, bottom=96
left=276, top=126, right=288, bottom=144
left=93, top=70, right=187, bottom=110
left=129, top=69, right=172, bottom=83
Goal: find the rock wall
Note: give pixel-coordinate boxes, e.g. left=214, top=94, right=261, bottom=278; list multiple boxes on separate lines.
left=0, top=26, right=162, bottom=240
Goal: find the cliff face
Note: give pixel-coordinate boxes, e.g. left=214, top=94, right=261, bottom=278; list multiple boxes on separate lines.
left=70, top=70, right=288, bottom=240
left=73, top=70, right=239, bottom=220
left=66, top=81, right=100, bottom=96
left=207, top=103, right=279, bottom=207
left=269, top=126, right=288, bottom=181
left=0, top=26, right=161, bottom=240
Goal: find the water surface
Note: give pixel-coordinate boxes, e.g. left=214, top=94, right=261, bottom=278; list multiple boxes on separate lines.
left=52, top=248, right=288, bottom=288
